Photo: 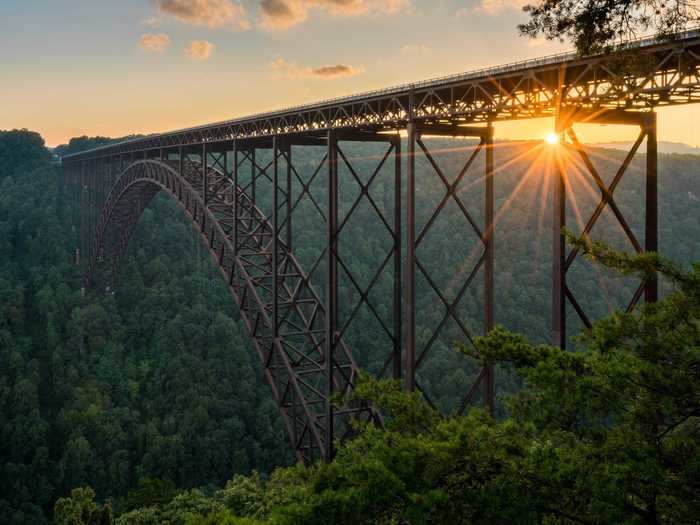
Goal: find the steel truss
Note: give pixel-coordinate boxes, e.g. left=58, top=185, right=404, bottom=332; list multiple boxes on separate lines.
left=67, top=131, right=407, bottom=462
left=406, top=123, right=495, bottom=413
left=62, top=101, right=663, bottom=460
left=552, top=108, right=658, bottom=347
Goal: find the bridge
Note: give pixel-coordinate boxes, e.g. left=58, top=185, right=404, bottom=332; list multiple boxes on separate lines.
left=62, top=29, right=700, bottom=463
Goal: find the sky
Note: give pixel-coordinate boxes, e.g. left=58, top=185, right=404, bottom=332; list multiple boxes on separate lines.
left=1, top=0, right=699, bottom=147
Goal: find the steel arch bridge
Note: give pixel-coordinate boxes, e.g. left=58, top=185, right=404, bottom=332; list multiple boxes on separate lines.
left=62, top=29, right=700, bottom=462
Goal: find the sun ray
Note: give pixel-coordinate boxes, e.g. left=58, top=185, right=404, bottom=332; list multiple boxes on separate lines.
left=556, top=142, right=618, bottom=318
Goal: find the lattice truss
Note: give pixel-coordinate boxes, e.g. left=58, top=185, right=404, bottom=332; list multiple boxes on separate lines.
left=63, top=36, right=700, bottom=159
left=68, top=139, right=391, bottom=463
left=405, top=125, right=495, bottom=415
left=551, top=110, right=658, bottom=347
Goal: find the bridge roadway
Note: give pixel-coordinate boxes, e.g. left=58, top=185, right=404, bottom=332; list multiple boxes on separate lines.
left=62, top=29, right=700, bottom=462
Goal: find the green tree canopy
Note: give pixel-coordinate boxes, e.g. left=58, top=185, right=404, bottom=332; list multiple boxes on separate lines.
left=0, top=129, right=51, bottom=179
left=53, top=488, right=113, bottom=525
left=520, top=0, right=700, bottom=53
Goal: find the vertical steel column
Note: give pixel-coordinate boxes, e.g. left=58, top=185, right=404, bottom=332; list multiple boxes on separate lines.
left=325, top=130, right=339, bottom=462
left=645, top=113, right=658, bottom=303
left=552, top=136, right=567, bottom=348
left=286, top=145, right=293, bottom=250
left=393, top=137, right=403, bottom=381
left=202, top=143, right=208, bottom=204
left=100, top=158, right=105, bottom=221
left=178, top=147, right=184, bottom=201
left=405, top=123, right=417, bottom=391
left=232, top=140, right=239, bottom=257
left=108, top=156, right=113, bottom=196
left=483, top=124, right=495, bottom=412
left=272, top=136, right=280, bottom=340
left=223, top=148, right=229, bottom=198
left=251, top=147, right=257, bottom=207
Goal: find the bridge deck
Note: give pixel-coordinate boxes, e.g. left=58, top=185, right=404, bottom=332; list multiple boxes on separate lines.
left=63, top=29, right=700, bottom=160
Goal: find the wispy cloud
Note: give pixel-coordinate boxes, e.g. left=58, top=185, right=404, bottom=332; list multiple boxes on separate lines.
left=139, top=33, right=171, bottom=53
left=270, top=57, right=363, bottom=78
left=259, top=0, right=407, bottom=31
left=185, top=40, right=216, bottom=60
left=155, top=0, right=250, bottom=30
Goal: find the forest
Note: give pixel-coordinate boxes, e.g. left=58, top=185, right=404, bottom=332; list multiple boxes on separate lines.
left=1, top=127, right=698, bottom=524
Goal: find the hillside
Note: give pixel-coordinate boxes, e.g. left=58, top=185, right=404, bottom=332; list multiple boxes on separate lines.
left=588, top=140, right=700, bottom=156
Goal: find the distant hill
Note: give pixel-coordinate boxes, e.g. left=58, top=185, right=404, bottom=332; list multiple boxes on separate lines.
left=588, top=140, right=700, bottom=155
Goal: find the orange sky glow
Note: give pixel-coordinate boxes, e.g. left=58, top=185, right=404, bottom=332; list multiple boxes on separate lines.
left=2, top=1, right=699, bottom=148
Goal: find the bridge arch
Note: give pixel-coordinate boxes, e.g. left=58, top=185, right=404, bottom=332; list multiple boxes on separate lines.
left=87, top=159, right=373, bottom=463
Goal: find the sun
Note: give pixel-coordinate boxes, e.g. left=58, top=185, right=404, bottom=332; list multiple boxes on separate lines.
left=544, top=132, right=560, bottom=145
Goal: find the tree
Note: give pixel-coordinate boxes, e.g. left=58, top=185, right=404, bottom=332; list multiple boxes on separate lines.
left=0, top=129, right=51, bottom=179
left=124, top=478, right=178, bottom=511
left=519, top=0, right=700, bottom=53
left=53, top=487, right=113, bottom=525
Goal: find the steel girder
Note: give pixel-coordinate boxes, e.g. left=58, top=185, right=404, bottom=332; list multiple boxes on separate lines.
left=63, top=31, right=700, bottom=163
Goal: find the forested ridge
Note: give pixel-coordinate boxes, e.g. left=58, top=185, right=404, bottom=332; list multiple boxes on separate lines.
left=1, top=128, right=698, bottom=523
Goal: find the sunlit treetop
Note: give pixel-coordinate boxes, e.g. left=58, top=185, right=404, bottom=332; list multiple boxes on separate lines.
left=519, top=0, right=700, bottom=54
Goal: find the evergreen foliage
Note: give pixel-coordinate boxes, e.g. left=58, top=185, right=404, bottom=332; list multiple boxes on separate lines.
left=1, top=130, right=698, bottom=523
left=520, top=0, right=700, bottom=54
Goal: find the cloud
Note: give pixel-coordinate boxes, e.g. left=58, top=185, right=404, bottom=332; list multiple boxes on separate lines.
left=270, top=57, right=363, bottom=78
left=470, top=0, right=528, bottom=15
left=155, top=0, right=249, bottom=29
left=259, top=0, right=308, bottom=29
left=312, top=64, right=361, bottom=77
left=139, top=33, right=171, bottom=53
left=259, top=0, right=406, bottom=30
left=185, top=40, right=215, bottom=60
